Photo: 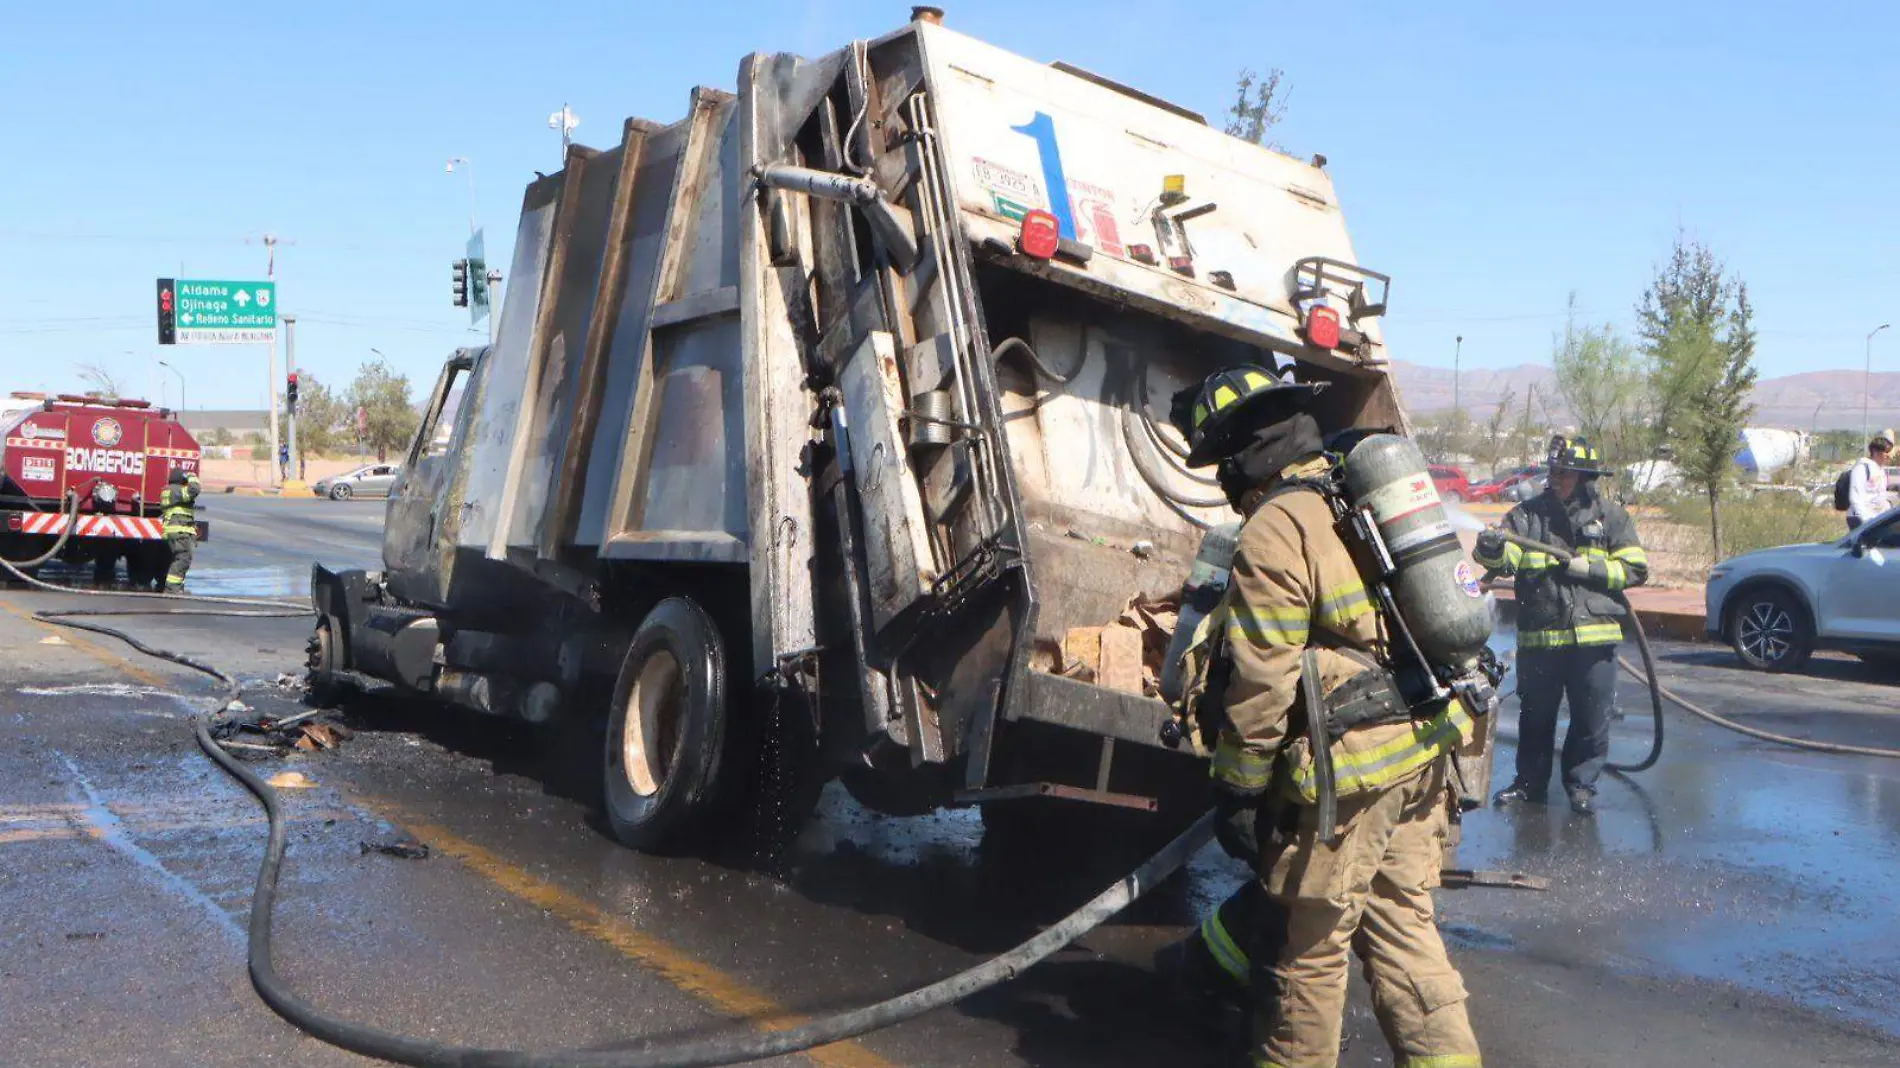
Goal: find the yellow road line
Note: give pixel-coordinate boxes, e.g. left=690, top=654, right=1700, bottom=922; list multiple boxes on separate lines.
left=373, top=804, right=900, bottom=1068
left=0, top=597, right=173, bottom=688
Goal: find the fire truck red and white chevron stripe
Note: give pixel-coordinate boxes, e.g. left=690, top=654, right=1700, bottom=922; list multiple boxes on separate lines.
left=17, top=513, right=164, bottom=539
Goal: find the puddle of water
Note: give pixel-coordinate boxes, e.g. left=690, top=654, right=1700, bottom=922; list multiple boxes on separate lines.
left=16, top=683, right=197, bottom=718
left=10, top=561, right=306, bottom=598
left=178, top=566, right=305, bottom=598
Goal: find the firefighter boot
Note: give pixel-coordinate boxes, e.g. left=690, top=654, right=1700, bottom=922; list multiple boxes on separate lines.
left=1491, top=780, right=1546, bottom=807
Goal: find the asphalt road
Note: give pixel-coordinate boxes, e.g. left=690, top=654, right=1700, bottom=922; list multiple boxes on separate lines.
left=3, top=498, right=1898, bottom=1067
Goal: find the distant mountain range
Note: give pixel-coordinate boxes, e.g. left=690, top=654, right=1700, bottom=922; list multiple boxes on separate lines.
left=1391, top=362, right=1900, bottom=433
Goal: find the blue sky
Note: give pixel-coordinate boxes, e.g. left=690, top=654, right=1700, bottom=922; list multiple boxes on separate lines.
left=1, top=1, right=1894, bottom=410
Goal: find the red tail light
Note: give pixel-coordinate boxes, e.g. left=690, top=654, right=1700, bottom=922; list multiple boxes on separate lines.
left=1306, top=305, right=1342, bottom=350
left=1019, top=209, right=1060, bottom=260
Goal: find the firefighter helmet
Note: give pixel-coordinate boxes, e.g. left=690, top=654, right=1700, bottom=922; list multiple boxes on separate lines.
left=1169, top=365, right=1327, bottom=467
left=1547, top=436, right=1611, bottom=477
left=168, top=466, right=190, bottom=485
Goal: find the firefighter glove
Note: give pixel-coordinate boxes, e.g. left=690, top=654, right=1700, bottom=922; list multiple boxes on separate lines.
left=1564, top=556, right=1595, bottom=581
left=1475, top=529, right=1507, bottom=560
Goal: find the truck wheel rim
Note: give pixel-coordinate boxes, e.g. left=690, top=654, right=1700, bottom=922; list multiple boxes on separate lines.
left=622, top=651, right=684, bottom=798
left=1739, top=602, right=1793, bottom=662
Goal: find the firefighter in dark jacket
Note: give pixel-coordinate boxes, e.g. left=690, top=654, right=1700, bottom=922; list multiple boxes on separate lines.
left=1162, top=366, right=1482, bottom=1068
left=1474, top=437, right=1648, bottom=815
left=159, top=466, right=201, bottom=593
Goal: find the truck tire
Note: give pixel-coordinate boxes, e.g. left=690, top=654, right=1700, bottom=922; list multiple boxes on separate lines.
left=603, top=596, right=731, bottom=852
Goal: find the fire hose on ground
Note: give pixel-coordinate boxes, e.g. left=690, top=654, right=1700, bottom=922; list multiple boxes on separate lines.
left=1494, top=531, right=1900, bottom=763
left=1, top=549, right=1218, bottom=1068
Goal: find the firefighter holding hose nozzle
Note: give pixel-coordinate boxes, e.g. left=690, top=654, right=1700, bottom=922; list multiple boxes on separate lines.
left=1155, top=366, right=1483, bottom=1068
left=1475, top=436, right=1649, bottom=816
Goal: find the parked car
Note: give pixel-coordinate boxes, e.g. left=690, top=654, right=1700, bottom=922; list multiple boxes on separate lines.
left=1429, top=464, right=1470, bottom=502
left=1468, top=465, right=1546, bottom=503
left=312, top=463, right=401, bottom=500
left=1705, top=504, right=1900, bottom=671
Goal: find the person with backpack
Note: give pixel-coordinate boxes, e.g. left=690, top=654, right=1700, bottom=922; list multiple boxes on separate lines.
left=1840, top=429, right=1894, bottom=532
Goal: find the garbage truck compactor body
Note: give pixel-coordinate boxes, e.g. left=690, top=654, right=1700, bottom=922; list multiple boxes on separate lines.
left=309, top=16, right=1434, bottom=851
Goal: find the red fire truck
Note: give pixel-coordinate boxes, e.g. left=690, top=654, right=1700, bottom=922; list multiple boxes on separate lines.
left=0, top=392, right=207, bottom=587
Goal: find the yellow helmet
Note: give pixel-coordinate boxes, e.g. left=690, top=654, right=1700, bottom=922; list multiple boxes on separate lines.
left=1547, top=436, right=1611, bottom=476
left=1169, top=365, right=1327, bottom=467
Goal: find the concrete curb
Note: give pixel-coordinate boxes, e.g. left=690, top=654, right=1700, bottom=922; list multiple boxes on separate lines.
left=1489, top=587, right=1709, bottom=643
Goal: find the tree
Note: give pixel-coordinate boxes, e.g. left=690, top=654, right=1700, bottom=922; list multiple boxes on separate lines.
left=290, top=371, right=347, bottom=461
left=1415, top=408, right=1474, bottom=464
left=1637, top=235, right=1758, bottom=557
left=347, top=358, right=419, bottom=463
left=1551, top=295, right=1645, bottom=469
left=205, top=427, right=235, bottom=447
left=75, top=361, right=122, bottom=398
left=1475, top=388, right=1516, bottom=478
left=1224, top=67, right=1289, bottom=149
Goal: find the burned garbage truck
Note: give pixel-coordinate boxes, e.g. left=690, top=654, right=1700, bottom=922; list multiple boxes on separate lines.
left=309, top=14, right=1411, bottom=851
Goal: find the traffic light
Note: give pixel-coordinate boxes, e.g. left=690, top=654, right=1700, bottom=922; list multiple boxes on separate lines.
left=452, top=259, right=469, bottom=307
left=156, top=278, right=177, bottom=346
left=287, top=373, right=299, bottom=409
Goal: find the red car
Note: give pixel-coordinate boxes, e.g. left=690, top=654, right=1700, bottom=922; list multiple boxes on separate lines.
left=1466, top=465, right=1545, bottom=503
left=1429, top=463, right=1470, bottom=502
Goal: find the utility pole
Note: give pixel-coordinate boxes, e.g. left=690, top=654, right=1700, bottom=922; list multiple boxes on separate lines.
left=1867, top=323, right=1892, bottom=443
left=548, top=104, right=580, bottom=157
left=264, top=234, right=282, bottom=489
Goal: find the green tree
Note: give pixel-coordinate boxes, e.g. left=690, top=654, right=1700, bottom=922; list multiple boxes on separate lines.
left=1638, top=235, right=1758, bottom=557
left=204, top=427, right=235, bottom=447
left=290, top=370, right=347, bottom=461
left=1224, top=67, right=1288, bottom=149
left=1552, top=295, right=1645, bottom=469
left=347, top=358, right=419, bottom=463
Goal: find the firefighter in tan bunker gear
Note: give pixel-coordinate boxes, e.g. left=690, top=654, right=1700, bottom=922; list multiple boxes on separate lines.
left=1172, top=366, right=1480, bottom=1068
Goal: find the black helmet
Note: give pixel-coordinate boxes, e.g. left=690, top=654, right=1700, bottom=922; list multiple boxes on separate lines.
left=1169, top=365, right=1327, bottom=467
left=1547, top=435, right=1611, bottom=477
left=168, top=466, right=189, bottom=485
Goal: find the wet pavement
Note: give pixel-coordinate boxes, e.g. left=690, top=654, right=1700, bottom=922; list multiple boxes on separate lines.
left=3, top=500, right=1899, bottom=1066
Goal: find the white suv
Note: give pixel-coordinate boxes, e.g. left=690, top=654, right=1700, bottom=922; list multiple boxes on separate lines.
left=1705, top=505, right=1900, bottom=671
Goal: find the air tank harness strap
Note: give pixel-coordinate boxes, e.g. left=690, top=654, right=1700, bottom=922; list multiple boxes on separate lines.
left=1301, top=648, right=1338, bottom=843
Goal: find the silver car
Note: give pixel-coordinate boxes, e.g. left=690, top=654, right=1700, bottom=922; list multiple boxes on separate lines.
left=313, top=463, right=401, bottom=501
left=1705, top=504, right=1900, bottom=672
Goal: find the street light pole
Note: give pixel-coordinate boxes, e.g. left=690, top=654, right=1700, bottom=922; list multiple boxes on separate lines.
left=1867, top=324, right=1892, bottom=443
left=158, top=360, right=185, bottom=414
left=1453, top=334, right=1464, bottom=421
left=264, top=234, right=282, bottom=488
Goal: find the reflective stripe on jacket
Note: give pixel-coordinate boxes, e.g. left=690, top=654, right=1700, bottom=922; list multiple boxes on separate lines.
left=159, top=477, right=201, bottom=534
left=1472, top=483, right=1647, bottom=648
